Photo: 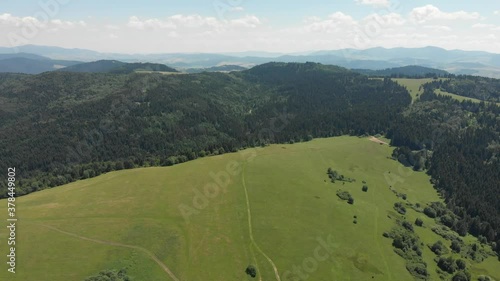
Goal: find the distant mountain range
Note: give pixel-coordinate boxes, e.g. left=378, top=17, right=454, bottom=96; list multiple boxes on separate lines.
left=184, top=65, right=248, bottom=73
left=0, top=45, right=499, bottom=78
left=58, top=60, right=178, bottom=74
left=0, top=53, right=81, bottom=74
left=353, top=65, right=449, bottom=77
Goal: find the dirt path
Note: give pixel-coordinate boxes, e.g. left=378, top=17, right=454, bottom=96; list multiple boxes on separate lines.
left=38, top=224, right=180, bottom=281
left=242, top=162, right=282, bottom=281
left=368, top=136, right=389, bottom=145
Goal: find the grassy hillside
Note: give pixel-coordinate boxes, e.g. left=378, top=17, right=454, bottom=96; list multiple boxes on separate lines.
left=1, top=136, right=497, bottom=280
left=392, top=78, right=443, bottom=101
left=393, top=78, right=500, bottom=105
left=0, top=63, right=411, bottom=198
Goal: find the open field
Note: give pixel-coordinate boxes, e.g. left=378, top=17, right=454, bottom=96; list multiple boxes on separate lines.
left=435, top=89, right=500, bottom=106
left=392, top=78, right=437, bottom=101
left=0, top=136, right=498, bottom=280
left=391, top=78, right=445, bottom=102
left=393, top=78, right=500, bottom=105
left=435, top=88, right=483, bottom=103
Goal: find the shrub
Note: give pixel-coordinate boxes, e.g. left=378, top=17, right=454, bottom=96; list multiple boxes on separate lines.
left=245, top=265, right=257, bottom=278
left=394, top=202, right=407, bottom=215
left=362, top=185, right=368, bottom=192
left=440, top=214, right=456, bottom=228
left=336, top=190, right=351, bottom=201
left=424, top=207, right=437, bottom=218
left=406, top=263, right=428, bottom=279
left=451, top=270, right=470, bottom=281
left=451, top=240, right=461, bottom=253
left=455, top=259, right=466, bottom=270
left=437, top=256, right=457, bottom=274
left=430, top=240, right=449, bottom=256
left=415, top=218, right=424, bottom=227
left=348, top=197, right=354, bottom=204
left=402, top=221, right=414, bottom=232
left=84, top=269, right=131, bottom=281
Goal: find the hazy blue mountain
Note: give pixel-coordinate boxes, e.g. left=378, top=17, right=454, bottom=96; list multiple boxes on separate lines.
left=184, top=65, right=247, bottom=73
left=0, top=57, right=82, bottom=74
left=1, top=45, right=499, bottom=77
left=58, top=60, right=178, bottom=73
left=0, top=52, right=50, bottom=60
left=221, top=51, right=285, bottom=58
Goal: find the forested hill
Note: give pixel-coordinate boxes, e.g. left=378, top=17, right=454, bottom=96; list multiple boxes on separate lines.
left=58, top=60, right=178, bottom=73
left=0, top=62, right=410, bottom=196
left=353, top=65, right=449, bottom=78
left=388, top=84, right=500, bottom=257
left=1, top=62, right=499, bottom=256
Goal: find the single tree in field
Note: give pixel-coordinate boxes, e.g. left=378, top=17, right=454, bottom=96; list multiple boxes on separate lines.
left=245, top=265, right=257, bottom=278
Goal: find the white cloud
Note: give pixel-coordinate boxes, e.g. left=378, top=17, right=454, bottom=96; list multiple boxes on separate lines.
left=355, top=0, right=390, bottom=8
left=0, top=13, right=44, bottom=27
left=1, top=8, right=498, bottom=54
left=494, top=10, right=500, bottom=15
left=127, top=16, right=177, bottom=29
left=423, top=25, right=452, bottom=32
left=229, top=15, right=261, bottom=28
left=472, top=23, right=494, bottom=28
left=0, top=13, right=85, bottom=29
left=472, top=23, right=500, bottom=31
left=410, top=5, right=480, bottom=23
left=363, top=13, right=405, bottom=26
left=50, top=19, right=84, bottom=29
left=127, top=14, right=261, bottom=31
left=302, top=12, right=357, bottom=33
left=105, top=24, right=120, bottom=30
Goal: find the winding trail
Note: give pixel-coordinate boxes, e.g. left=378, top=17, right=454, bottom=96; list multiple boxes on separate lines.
left=37, top=223, right=180, bottom=281
left=242, top=162, right=282, bottom=281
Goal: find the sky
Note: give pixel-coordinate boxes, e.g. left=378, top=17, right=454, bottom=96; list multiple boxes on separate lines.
left=0, top=0, right=499, bottom=54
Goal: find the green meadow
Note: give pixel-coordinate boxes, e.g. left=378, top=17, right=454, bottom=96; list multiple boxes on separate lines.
left=1, top=136, right=498, bottom=280
left=393, top=78, right=500, bottom=106
left=391, top=78, right=437, bottom=101
left=435, top=89, right=500, bottom=106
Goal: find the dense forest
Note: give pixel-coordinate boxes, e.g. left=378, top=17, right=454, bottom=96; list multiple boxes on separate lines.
left=425, top=75, right=500, bottom=103
left=58, top=60, right=179, bottom=74
left=0, top=62, right=410, bottom=196
left=389, top=82, right=500, bottom=257
left=353, top=65, right=449, bottom=78
left=0, top=62, right=499, bottom=257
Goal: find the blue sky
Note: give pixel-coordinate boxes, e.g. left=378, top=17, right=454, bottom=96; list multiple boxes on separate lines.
left=0, top=0, right=499, bottom=53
